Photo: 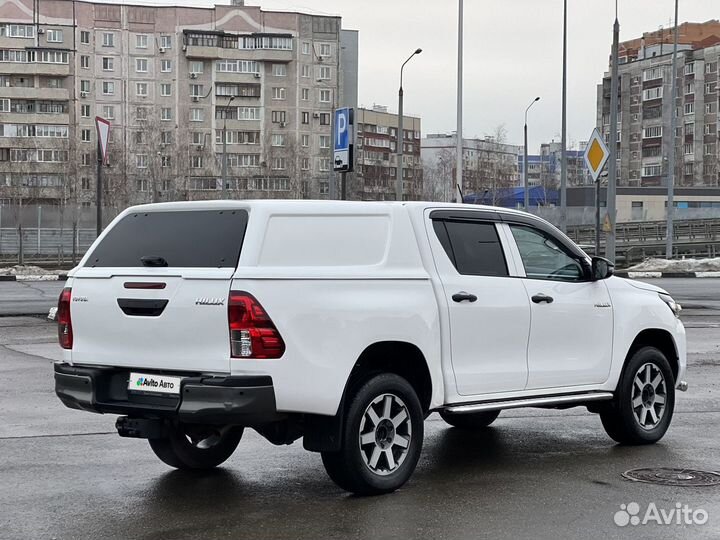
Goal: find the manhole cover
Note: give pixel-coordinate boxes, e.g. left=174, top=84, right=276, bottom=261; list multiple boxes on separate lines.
left=623, top=468, right=720, bottom=487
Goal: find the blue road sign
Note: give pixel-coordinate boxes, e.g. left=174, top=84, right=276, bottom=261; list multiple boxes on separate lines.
left=333, top=107, right=353, bottom=172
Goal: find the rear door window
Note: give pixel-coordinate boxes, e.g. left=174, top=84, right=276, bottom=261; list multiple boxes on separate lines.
left=433, top=220, right=508, bottom=277
left=85, top=210, right=248, bottom=268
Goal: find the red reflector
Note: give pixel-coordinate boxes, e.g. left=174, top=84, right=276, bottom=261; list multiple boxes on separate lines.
left=57, top=287, right=73, bottom=349
left=228, top=291, right=285, bottom=359
left=124, top=282, right=167, bottom=290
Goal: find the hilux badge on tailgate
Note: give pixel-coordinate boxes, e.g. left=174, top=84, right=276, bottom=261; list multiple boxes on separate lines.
left=195, top=297, right=225, bottom=306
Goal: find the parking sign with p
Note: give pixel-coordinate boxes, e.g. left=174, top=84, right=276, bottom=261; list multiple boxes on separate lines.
left=333, top=107, right=354, bottom=172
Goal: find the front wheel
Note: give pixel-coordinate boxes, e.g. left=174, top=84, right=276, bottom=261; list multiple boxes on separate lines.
left=321, top=373, right=424, bottom=495
left=600, top=346, right=675, bottom=445
left=148, top=422, right=243, bottom=469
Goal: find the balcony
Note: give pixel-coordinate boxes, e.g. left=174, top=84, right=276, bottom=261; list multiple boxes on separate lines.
left=0, top=112, right=70, bottom=125
left=183, top=45, right=220, bottom=59
left=0, top=62, right=70, bottom=76
left=0, top=86, right=70, bottom=101
left=217, top=48, right=293, bottom=63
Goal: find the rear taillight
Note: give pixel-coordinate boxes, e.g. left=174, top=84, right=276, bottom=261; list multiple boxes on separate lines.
left=57, top=287, right=73, bottom=349
left=228, top=291, right=285, bottom=359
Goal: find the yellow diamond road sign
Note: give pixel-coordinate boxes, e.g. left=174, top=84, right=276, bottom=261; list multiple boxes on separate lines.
left=584, top=128, right=610, bottom=182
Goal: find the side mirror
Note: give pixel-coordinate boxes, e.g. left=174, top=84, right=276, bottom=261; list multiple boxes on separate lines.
left=591, top=257, right=614, bottom=281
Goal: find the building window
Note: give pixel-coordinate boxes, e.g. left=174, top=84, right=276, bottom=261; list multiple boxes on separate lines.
left=80, top=55, right=89, bottom=69
left=302, top=111, right=310, bottom=124
left=319, top=43, right=331, bottom=57
left=160, top=59, right=172, bottom=73
left=102, top=32, right=115, bottom=47
left=272, top=87, right=286, bottom=100
left=705, top=123, right=716, bottom=135
left=319, top=157, right=330, bottom=171
left=161, top=155, right=171, bottom=168
left=190, top=84, right=204, bottom=98
left=685, top=103, right=695, bottom=115
left=136, top=34, right=148, bottom=49
left=161, top=107, right=172, bottom=121
left=642, top=87, right=663, bottom=101
left=81, top=104, right=90, bottom=118
left=216, top=59, right=259, bottom=73
left=135, top=131, right=146, bottom=144
left=81, top=129, right=91, bottom=142
left=160, top=83, right=172, bottom=96
left=706, top=82, right=717, bottom=95
left=642, top=165, right=662, bottom=177
left=80, top=79, right=90, bottom=94
left=160, top=35, right=172, bottom=49
left=272, top=64, right=287, bottom=76
left=684, top=82, right=694, bottom=95
left=706, top=102, right=716, bottom=114
left=271, top=110, right=286, bottom=123
left=704, top=143, right=716, bottom=155
left=136, top=107, right=148, bottom=120
left=46, top=29, right=63, bottom=43
left=102, top=81, right=114, bottom=95
left=81, top=153, right=91, bottom=166
left=684, top=62, right=695, bottom=75
left=319, top=89, right=331, bottom=103
left=80, top=30, right=90, bottom=44
left=302, top=42, right=310, bottom=55
left=102, top=57, right=113, bottom=71
left=136, top=82, right=148, bottom=96
left=684, top=143, right=694, bottom=155
left=272, top=157, right=286, bottom=170
left=135, top=58, right=148, bottom=73
left=684, top=162, right=694, bottom=175
left=271, top=134, right=286, bottom=147
left=301, top=64, right=310, bottom=78
left=301, top=134, right=309, bottom=147
left=318, top=66, right=331, bottom=80
left=190, top=155, right=203, bottom=168
left=319, top=113, right=331, bottom=126
left=301, top=88, right=310, bottom=101
left=136, top=154, right=148, bottom=169
left=189, top=61, right=203, bottom=75
left=190, top=108, right=203, bottom=122
left=643, top=67, right=663, bottom=81
left=319, top=135, right=330, bottom=149
left=102, top=105, right=114, bottom=119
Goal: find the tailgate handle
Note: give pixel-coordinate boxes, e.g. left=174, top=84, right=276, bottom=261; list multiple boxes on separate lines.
left=117, top=298, right=169, bottom=317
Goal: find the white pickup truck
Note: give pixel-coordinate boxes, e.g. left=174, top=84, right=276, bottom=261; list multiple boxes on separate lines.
left=54, top=200, right=687, bottom=495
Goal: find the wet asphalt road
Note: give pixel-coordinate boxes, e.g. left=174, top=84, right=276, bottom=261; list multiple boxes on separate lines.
left=1, top=280, right=720, bottom=539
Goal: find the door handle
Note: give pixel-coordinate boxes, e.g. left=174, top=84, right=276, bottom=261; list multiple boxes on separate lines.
left=531, top=293, right=554, bottom=304
left=452, top=291, right=477, bottom=303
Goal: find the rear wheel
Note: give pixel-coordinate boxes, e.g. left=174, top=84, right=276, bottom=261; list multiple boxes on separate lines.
left=321, top=373, right=424, bottom=495
left=439, top=409, right=500, bottom=429
left=148, top=422, right=243, bottom=469
left=600, top=346, right=675, bottom=445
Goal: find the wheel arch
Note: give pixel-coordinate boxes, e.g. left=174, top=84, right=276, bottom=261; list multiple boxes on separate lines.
left=625, top=328, right=679, bottom=381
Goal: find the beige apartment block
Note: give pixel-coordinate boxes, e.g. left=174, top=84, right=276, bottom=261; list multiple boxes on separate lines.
left=0, top=0, right=358, bottom=215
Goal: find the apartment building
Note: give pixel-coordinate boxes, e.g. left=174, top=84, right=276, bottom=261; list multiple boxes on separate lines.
left=421, top=133, right=522, bottom=202
left=0, top=0, right=358, bottom=213
left=355, top=105, right=422, bottom=201
left=518, top=142, right=592, bottom=189
left=597, top=20, right=720, bottom=190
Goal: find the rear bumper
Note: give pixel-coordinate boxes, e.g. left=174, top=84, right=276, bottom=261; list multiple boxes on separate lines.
left=54, top=363, right=278, bottom=425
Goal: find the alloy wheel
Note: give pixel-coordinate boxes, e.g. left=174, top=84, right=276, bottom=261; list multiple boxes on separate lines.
left=631, top=362, right=667, bottom=430
left=358, top=393, right=412, bottom=476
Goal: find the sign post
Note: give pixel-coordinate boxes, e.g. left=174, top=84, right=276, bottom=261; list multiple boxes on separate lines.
left=584, top=128, right=610, bottom=256
left=95, top=117, right=111, bottom=237
left=333, top=107, right=354, bottom=200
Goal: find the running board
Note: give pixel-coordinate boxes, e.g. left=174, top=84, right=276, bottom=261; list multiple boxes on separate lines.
left=443, top=392, right=614, bottom=414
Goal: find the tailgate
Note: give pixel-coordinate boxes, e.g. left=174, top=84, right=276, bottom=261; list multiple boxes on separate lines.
left=68, top=208, right=248, bottom=374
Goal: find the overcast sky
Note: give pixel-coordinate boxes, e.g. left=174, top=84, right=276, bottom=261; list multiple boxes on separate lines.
left=100, top=0, right=719, bottom=151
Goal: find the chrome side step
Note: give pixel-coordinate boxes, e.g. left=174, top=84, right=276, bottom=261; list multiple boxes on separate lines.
left=443, top=392, right=614, bottom=414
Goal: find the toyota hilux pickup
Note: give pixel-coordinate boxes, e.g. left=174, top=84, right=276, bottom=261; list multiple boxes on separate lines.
left=54, top=200, right=687, bottom=495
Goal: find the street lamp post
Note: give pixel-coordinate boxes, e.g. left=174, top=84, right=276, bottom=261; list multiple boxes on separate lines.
left=666, top=0, right=679, bottom=259
left=524, top=97, right=540, bottom=211
left=397, top=48, right=422, bottom=201
left=221, top=95, right=236, bottom=199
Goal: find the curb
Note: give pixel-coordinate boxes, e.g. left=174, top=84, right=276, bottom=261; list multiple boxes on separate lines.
left=0, top=274, right=68, bottom=282
left=617, top=271, right=720, bottom=279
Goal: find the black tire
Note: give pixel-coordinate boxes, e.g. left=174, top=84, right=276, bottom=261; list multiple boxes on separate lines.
left=148, top=422, right=243, bottom=469
left=321, top=373, right=424, bottom=495
left=439, top=409, right=500, bottom=429
left=600, top=346, right=675, bottom=445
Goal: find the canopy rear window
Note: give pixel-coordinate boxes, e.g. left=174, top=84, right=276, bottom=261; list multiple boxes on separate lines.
left=85, top=210, right=248, bottom=268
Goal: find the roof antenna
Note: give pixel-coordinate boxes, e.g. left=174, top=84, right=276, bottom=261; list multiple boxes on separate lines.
left=456, top=183, right=464, bottom=204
